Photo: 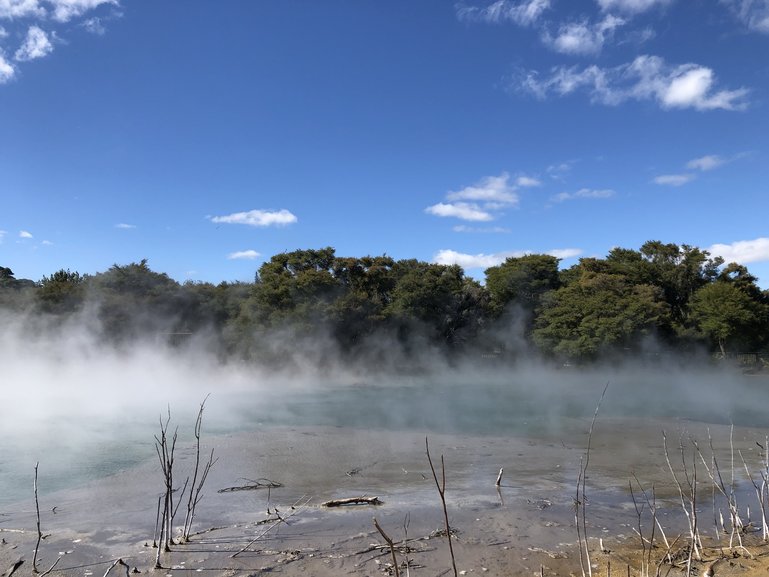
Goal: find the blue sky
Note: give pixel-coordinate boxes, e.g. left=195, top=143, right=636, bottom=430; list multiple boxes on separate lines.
left=1, top=0, right=768, bottom=287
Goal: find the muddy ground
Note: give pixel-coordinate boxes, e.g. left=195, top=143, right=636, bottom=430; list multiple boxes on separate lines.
left=3, top=419, right=769, bottom=576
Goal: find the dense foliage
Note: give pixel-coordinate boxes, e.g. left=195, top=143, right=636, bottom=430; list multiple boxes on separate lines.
left=2, top=241, right=768, bottom=367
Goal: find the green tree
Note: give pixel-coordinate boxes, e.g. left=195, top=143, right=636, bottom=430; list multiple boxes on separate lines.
left=250, top=247, right=340, bottom=328
left=637, top=241, right=722, bottom=329
left=0, top=266, right=17, bottom=288
left=329, top=256, right=396, bottom=349
left=89, top=259, right=182, bottom=341
left=387, top=260, right=486, bottom=346
left=690, top=279, right=768, bottom=356
left=484, top=254, right=560, bottom=318
left=533, top=271, right=668, bottom=361
left=37, top=269, right=86, bottom=314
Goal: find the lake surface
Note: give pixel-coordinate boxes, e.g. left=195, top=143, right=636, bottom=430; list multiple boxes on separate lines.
left=2, top=367, right=767, bottom=509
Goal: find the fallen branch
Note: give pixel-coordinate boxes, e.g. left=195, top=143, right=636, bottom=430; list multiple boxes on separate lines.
left=102, top=558, right=130, bottom=577
left=322, top=496, right=382, bottom=507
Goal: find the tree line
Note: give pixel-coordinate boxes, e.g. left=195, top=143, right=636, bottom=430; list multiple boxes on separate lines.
left=1, top=240, right=768, bottom=367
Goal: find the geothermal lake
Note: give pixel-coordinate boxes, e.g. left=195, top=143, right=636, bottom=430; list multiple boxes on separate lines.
left=2, top=365, right=768, bottom=509
left=2, top=365, right=769, bottom=576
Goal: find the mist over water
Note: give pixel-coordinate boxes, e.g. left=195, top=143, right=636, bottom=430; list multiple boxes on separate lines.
left=1, top=311, right=766, bottom=509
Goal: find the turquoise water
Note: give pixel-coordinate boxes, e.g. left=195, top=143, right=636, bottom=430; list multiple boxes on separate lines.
left=2, top=370, right=766, bottom=509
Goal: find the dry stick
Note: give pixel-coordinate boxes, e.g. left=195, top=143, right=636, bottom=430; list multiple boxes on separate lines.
left=182, top=395, right=215, bottom=542
left=152, top=494, right=162, bottom=548
left=403, top=513, right=412, bottom=577
left=425, top=437, right=458, bottom=577
left=577, top=382, right=609, bottom=577
left=323, top=496, right=382, bottom=507
left=629, top=480, right=648, bottom=577
left=695, top=434, right=749, bottom=556
left=373, top=517, right=401, bottom=577
left=576, top=454, right=587, bottom=577
left=101, top=558, right=130, bottom=577
left=231, top=495, right=311, bottom=558
left=38, top=556, right=61, bottom=577
left=32, top=462, right=42, bottom=574
left=632, top=478, right=659, bottom=577
left=662, top=432, right=698, bottom=576
left=738, top=449, right=768, bottom=540
left=628, top=478, right=658, bottom=577
left=632, top=475, right=670, bottom=566
left=153, top=410, right=179, bottom=567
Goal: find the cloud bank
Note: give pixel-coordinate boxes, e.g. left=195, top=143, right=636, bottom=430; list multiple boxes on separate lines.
left=708, top=237, right=769, bottom=265
left=434, top=247, right=582, bottom=269
left=516, top=55, right=749, bottom=111
left=426, top=173, right=520, bottom=223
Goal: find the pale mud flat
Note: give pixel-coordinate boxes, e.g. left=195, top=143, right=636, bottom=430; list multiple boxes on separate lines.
left=3, top=418, right=769, bottom=577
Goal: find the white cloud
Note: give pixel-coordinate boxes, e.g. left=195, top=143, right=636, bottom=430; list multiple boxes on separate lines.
left=708, top=237, right=769, bottom=264
left=596, top=0, right=672, bottom=14
left=546, top=162, right=573, bottom=180
left=653, top=173, right=695, bottom=186
left=434, top=247, right=582, bottom=269
left=19, top=230, right=33, bottom=238
left=686, top=154, right=724, bottom=171
left=14, top=25, right=53, bottom=61
left=516, top=175, right=541, bottom=187
left=721, top=0, right=769, bottom=33
left=453, top=224, right=511, bottom=233
left=82, top=16, right=105, bottom=34
left=552, top=188, right=615, bottom=202
left=425, top=202, right=494, bottom=221
left=41, top=239, right=53, bottom=245
left=0, top=25, right=7, bottom=37
left=48, top=0, right=117, bottom=23
left=544, top=14, right=625, bottom=55
left=227, top=250, right=261, bottom=260
left=428, top=173, right=523, bottom=222
left=517, top=55, right=749, bottom=111
left=0, top=53, right=14, bottom=83
left=549, top=248, right=583, bottom=259
left=456, top=0, right=550, bottom=26
left=211, top=209, right=298, bottom=227
left=446, top=172, right=519, bottom=205
left=115, top=223, right=136, bottom=229
left=0, top=0, right=45, bottom=19
left=0, top=230, right=6, bottom=242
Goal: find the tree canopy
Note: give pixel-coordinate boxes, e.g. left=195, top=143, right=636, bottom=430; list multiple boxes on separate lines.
left=1, top=240, right=767, bottom=367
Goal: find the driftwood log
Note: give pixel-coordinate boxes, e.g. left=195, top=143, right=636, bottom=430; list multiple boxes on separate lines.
left=322, top=496, right=382, bottom=507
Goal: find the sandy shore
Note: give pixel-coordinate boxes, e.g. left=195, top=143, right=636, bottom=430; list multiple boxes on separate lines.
left=3, top=419, right=769, bottom=576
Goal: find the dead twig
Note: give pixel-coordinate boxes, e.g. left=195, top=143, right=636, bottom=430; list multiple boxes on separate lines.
left=32, top=462, right=42, bottom=574
left=426, top=437, right=458, bottom=577
left=182, top=395, right=218, bottom=543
